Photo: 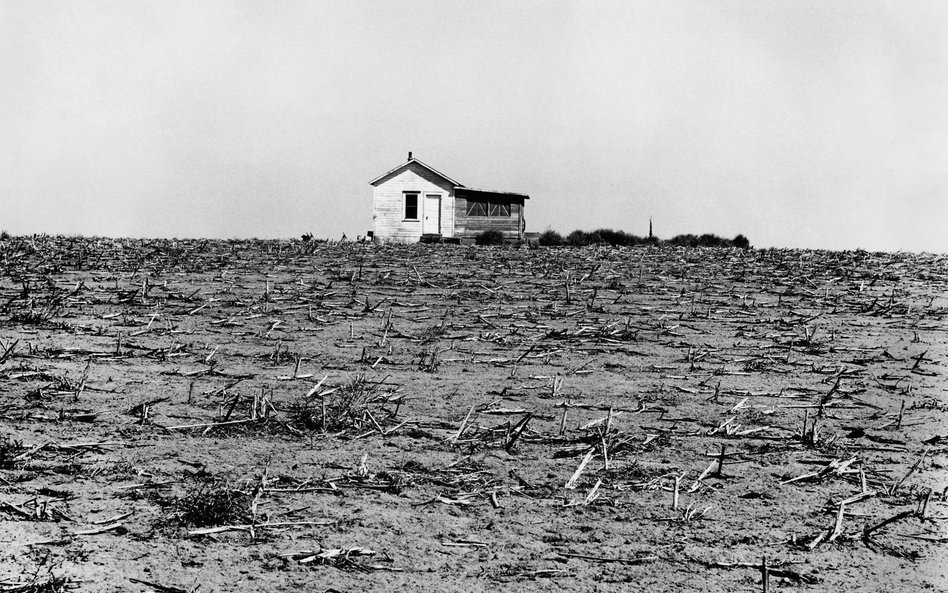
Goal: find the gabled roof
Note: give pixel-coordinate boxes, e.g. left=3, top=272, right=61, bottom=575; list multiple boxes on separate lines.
left=369, top=157, right=465, bottom=188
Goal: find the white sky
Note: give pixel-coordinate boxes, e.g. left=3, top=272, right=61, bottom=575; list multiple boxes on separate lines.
left=2, top=0, right=946, bottom=252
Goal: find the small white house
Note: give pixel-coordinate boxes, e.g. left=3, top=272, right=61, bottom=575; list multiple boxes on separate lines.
left=369, top=154, right=529, bottom=243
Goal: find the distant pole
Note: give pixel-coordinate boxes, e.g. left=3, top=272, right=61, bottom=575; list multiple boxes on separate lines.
left=648, top=218, right=653, bottom=240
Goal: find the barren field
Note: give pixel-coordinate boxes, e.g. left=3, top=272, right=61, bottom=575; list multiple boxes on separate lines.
left=1, top=236, right=947, bottom=592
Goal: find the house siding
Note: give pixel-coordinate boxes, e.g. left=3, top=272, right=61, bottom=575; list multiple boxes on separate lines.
left=372, top=163, right=456, bottom=243
left=454, top=198, right=524, bottom=239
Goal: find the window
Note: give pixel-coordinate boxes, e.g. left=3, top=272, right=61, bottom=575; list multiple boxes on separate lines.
left=466, top=199, right=510, bottom=217
left=404, top=193, right=419, bottom=220
left=466, top=200, right=487, bottom=216
left=488, top=202, right=511, bottom=217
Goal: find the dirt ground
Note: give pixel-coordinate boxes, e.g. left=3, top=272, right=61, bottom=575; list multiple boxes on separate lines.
left=1, top=236, right=946, bottom=592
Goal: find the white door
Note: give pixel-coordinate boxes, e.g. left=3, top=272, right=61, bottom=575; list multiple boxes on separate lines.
left=423, top=195, right=441, bottom=234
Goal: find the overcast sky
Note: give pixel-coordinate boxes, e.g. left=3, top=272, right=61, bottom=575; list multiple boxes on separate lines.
left=2, top=1, right=946, bottom=252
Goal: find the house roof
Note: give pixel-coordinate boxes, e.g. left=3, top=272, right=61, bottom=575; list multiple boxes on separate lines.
left=455, top=187, right=530, bottom=200
left=368, top=157, right=465, bottom=188
left=370, top=157, right=530, bottom=199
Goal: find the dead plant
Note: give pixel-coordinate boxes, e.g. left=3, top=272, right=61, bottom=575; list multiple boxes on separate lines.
left=0, top=435, right=25, bottom=469
left=0, top=572, right=73, bottom=593
left=289, top=375, right=395, bottom=434
left=168, top=476, right=251, bottom=528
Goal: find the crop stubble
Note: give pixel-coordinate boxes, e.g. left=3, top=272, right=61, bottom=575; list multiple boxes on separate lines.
left=0, top=236, right=946, bottom=592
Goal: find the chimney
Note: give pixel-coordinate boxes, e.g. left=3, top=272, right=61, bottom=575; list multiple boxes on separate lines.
left=408, top=151, right=412, bottom=161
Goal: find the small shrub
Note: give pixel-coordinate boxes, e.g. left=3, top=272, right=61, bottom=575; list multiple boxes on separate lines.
left=698, top=233, right=728, bottom=247
left=664, top=233, right=749, bottom=248
left=666, top=234, right=699, bottom=247
left=563, top=228, right=646, bottom=247
left=595, top=228, right=644, bottom=246
left=566, top=230, right=592, bottom=246
left=538, top=229, right=564, bottom=246
left=475, top=230, right=506, bottom=245
left=481, top=226, right=748, bottom=248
